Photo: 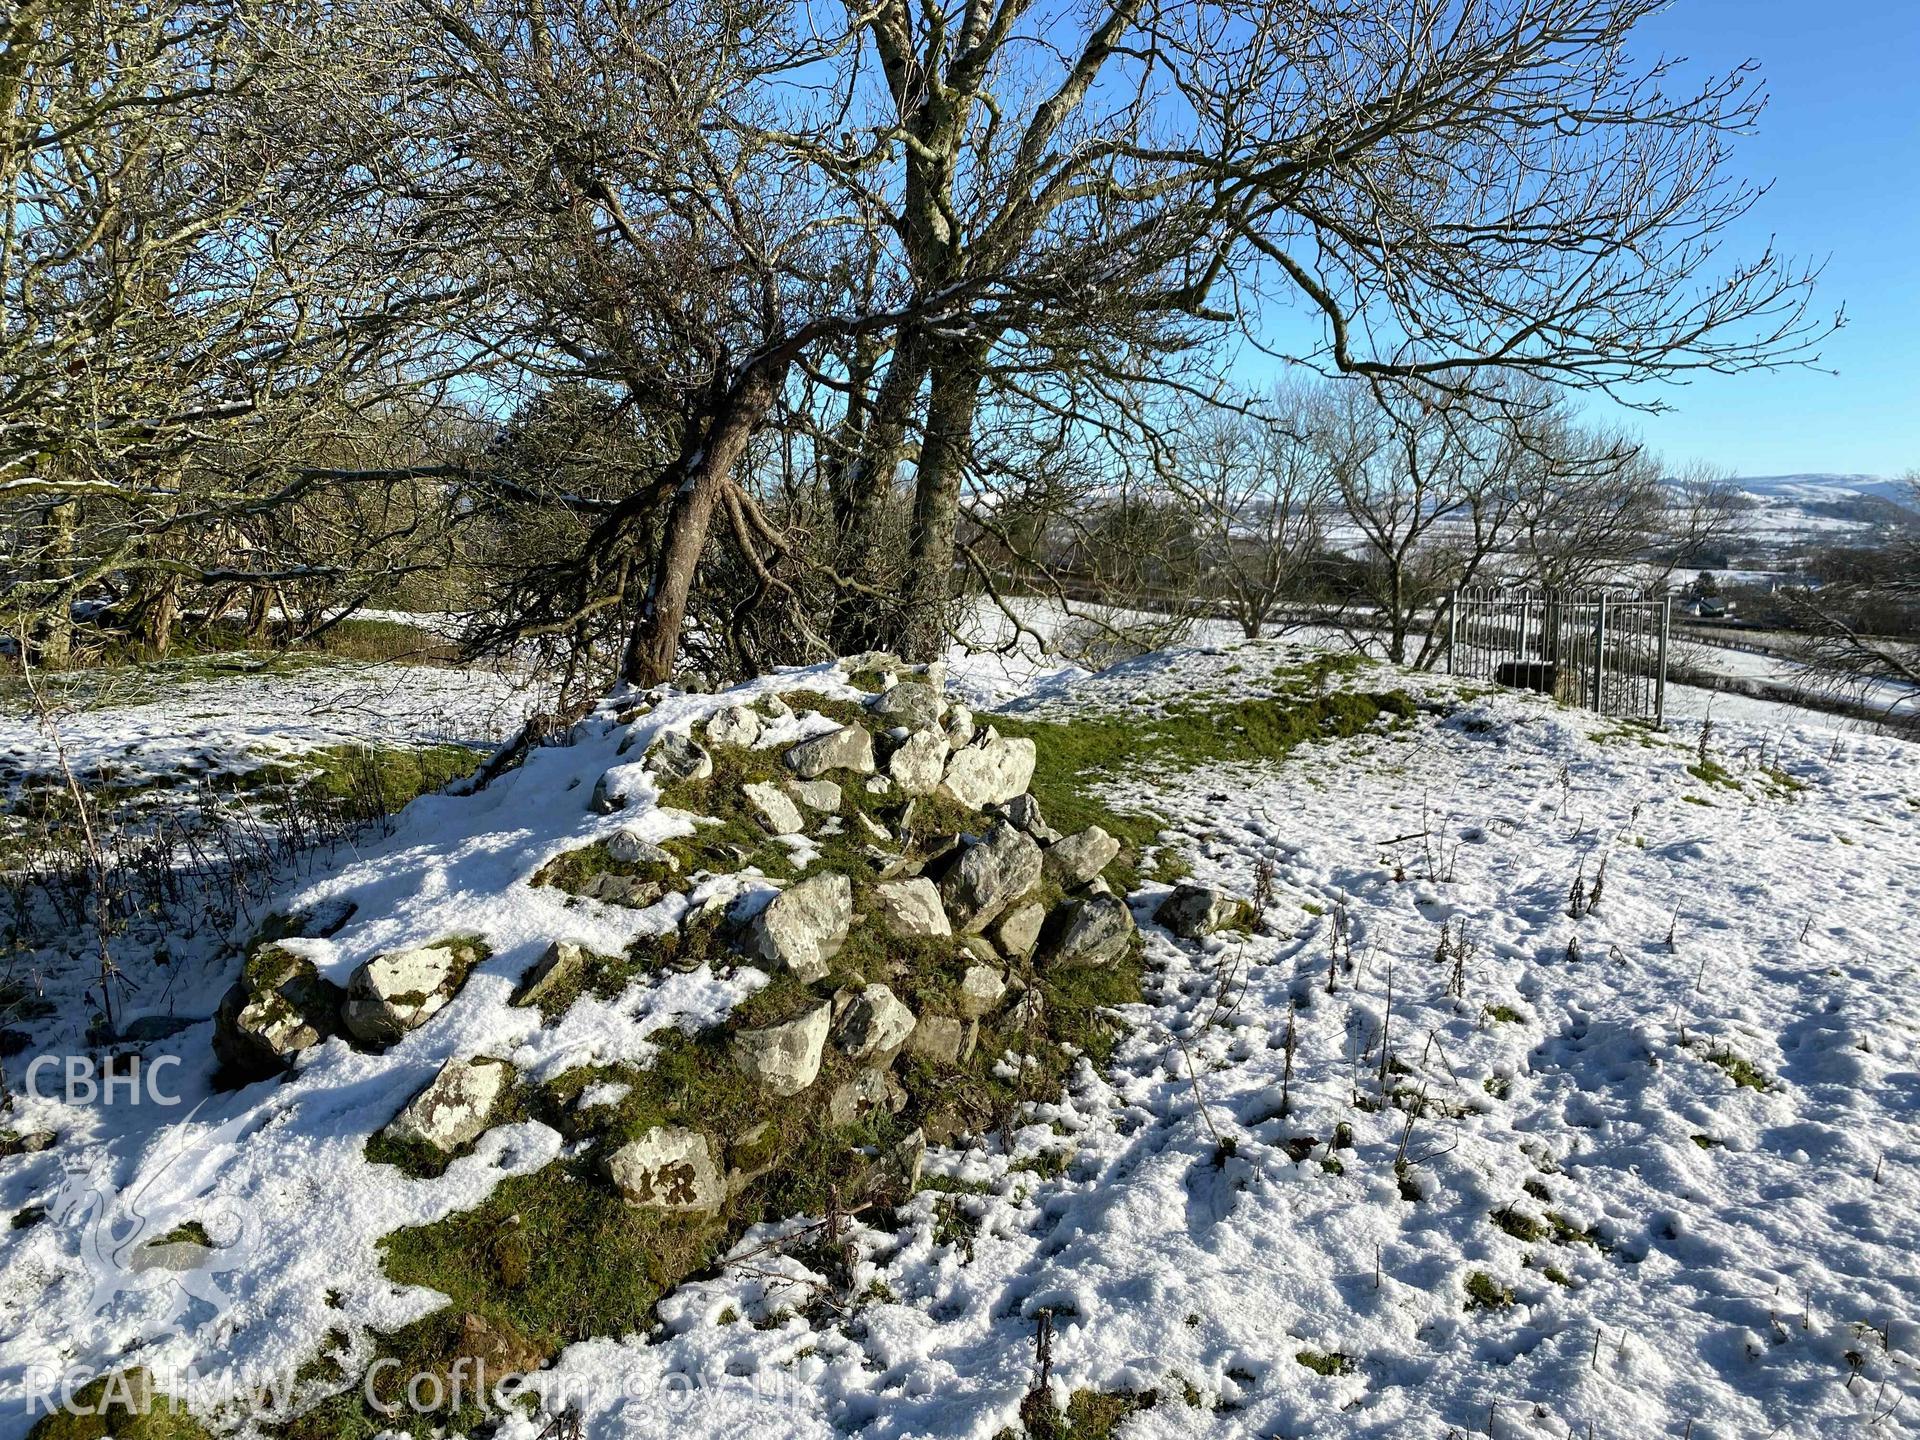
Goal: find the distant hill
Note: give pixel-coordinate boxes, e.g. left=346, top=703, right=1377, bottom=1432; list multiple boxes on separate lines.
left=1734, top=473, right=1915, bottom=505
left=1725, top=473, right=1920, bottom=544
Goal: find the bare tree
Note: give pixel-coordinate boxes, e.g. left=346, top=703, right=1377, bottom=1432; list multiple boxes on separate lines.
left=821, top=0, right=1830, bottom=662
left=1784, top=476, right=1920, bottom=709
left=1157, top=389, right=1332, bottom=639
left=1645, top=464, right=1753, bottom=590
left=1, top=0, right=1837, bottom=689
left=1502, top=414, right=1668, bottom=591
left=0, top=0, right=464, bottom=661
left=1318, top=383, right=1490, bottom=667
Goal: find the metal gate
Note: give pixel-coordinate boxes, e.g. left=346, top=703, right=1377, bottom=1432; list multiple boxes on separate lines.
left=1446, top=587, right=1670, bottom=725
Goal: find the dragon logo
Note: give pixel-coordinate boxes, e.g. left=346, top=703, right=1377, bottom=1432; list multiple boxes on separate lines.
left=46, top=1101, right=260, bottom=1343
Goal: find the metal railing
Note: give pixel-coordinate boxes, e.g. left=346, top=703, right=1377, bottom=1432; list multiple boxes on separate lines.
left=1447, top=587, right=1670, bottom=725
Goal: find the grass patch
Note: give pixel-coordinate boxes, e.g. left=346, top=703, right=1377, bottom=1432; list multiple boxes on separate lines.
left=531, top=839, right=682, bottom=898
left=1491, top=1208, right=1545, bottom=1242
left=1019, top=1388, right=1157, bottom=1440
left=1704, top=1046, right=1770, bottom=1092
left=378, top=1154, right=725, bottom=1356
left=1464, top=1271, right=1514, bottom=1311
left=1295, top=1349, right=1353, bottom=1377
left=997, top=666, right=1416, bottom=889
left=1545, top=1211, right=1601, bottom=1248
left=1686, top=758, right=1738, bottom=790
left=252, top=742, right=484, bottom=817
left=298, top=618, right=457, bottom=664
left=1762, top=766, right=1806, bottom=796
left=780, top=689, right=874, bottom=727
left=25, top=1370, right=211, bottom=1439
left=918, top=1173, right=997, bottom=1196
left=145, top=1220, right=213, bottom=1248
left=1486, top=1004, right=1524, bottom=1024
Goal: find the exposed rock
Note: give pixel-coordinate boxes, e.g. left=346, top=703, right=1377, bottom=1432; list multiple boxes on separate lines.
left=886, top=728, right=950, bottom=796
left=340, top=939, right=481, bottom=1047
left=905, top=1013, right=976, bottom=1065
left=579, top=873, right=665, bottom=908
left=1005, top=982, right=1047, bottom=1034
left=724, top=1120, right=780, bottom=1193
left=871, top=876, right=951, bottom=938
left=866, top=845, right=910, bottom=879
left=383, top=1056, right=511, bottom=1154
left=705, top=704, right=762, bottom=749
left=940, top=729, right=1036, bottom=809
left=837, top=983, right=918, bottom=1061
left=512, top=940, right=587, bottom=1009
left=784, top=725, right=876, bottom=778
left=647, top=731, right=713, bottom=784
left=745, top=872, right=851, bottom=981
left=996, top=792, right=1060, bottom=843
left=869, top=681, right=944, bottom=732
left=743, top=781, right=804, bottom=835
left=855, top=812, right=892, bottom=842
left=863, top=775, right=893, bottom=795
left=760, top=693, right=794, bottom=721
left=955, top=933, right=1000, bottom=966
left=944, top=704, right=977, bottom=748
left=0, top=1130, right=58, bottom=1157
left=888, top=1126, right=927, bottom=1194
left=608, top=1126, right=726, bottom=1212
left=786, top=778, right=842, bottom=812
left=672, top=668, right=713, bottom=693
left=1156, top=884, right=1243, bottom=939
left=827, top=1067, right=908, bottom=1127
left=939, top=819, right=1044, bottom=933
left=213, top=944, right=345, bottom=1080
left=843, top=650, right=916, bottom=689
left=731, top=1000, right=833, bottom=1096
left=1045, top=826, right=1121, bottom=888
left=991, top=901, right=1046, bottom=959
left=957, top=963, right=1008, bottom=1020
left=605, top=830, right=678, bottom=868
left=921, top=1105, right=964, bottom=1148
left=1037, top=894, right=1137, bottom=969
left=590, top=764, right=649, bottom=814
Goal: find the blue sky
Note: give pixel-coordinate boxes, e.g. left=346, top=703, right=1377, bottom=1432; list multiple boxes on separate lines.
left=1594, top=1, right=1920, bottom=477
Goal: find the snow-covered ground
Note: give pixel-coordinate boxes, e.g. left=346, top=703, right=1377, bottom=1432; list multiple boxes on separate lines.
left=1668, top=635, right=1918, bottom=730
left=3, top=632, right=1917, bottom=1439
left=0, top=656, right=546, bottom=795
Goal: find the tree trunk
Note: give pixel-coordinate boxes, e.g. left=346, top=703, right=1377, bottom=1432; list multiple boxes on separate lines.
left=141, top=577, right=180, bottom=656
left=1386, top=564, right=1407, bottom=665
left=39, top=499, right=77, bottom=666
left=897, top=343, right=983, bottom=662
left=621, top=363, right=783, bottom=687
left=828, top=330, right=928, bottom=654
left=245, top=585, right=272, bottom=643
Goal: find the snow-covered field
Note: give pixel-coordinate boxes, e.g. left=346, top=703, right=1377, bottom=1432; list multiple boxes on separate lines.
left=2, top=630, right=1917, bottom=1439
left=0, top=655, right=545, bottom=795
